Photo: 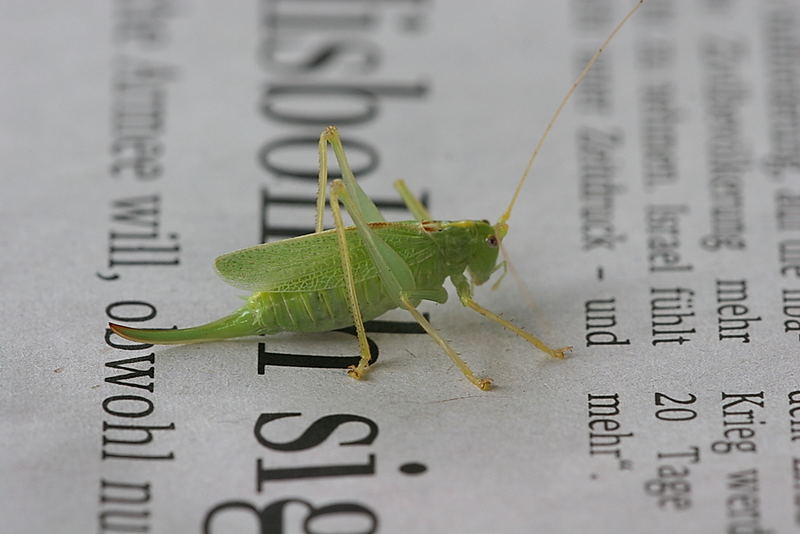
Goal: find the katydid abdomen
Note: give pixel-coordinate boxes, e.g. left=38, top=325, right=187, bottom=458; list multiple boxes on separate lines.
left=109, top=220, right=481, bottom=344
left=109, top=286, right=406, bottom=345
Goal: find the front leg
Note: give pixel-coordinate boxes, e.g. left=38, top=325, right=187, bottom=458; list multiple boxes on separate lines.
left=451, top=273, right=571, bottom=359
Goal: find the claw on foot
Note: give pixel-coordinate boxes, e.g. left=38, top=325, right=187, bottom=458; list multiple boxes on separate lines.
left=347, top=365, right=367, bottom=380
left=548, top=346, right=572, bottom=359
left=475, top=378, right=493, bottom=391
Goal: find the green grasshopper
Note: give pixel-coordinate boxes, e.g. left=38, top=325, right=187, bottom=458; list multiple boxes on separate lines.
left=110, top=1, right=644, bottom=390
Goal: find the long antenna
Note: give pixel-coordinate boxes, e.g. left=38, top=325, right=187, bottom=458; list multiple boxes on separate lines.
left=497, top=0, right=644, bottom=228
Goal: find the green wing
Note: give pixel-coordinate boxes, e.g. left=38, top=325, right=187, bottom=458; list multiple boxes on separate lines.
left=214, top=222, right=436, bottom=292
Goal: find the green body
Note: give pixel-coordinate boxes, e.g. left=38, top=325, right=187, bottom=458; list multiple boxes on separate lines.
left=110, top=220, right=499, bottom=344
left=109, top=0, right=642, bottom=385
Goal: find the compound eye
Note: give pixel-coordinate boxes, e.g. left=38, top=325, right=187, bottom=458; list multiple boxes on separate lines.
left=485, top=235, right=498, bottom=248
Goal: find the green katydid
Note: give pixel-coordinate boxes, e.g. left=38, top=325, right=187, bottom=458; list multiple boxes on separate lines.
left=110, top=1, right=644, bottom=390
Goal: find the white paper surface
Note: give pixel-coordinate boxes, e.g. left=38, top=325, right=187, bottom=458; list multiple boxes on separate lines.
left=3, top=1, right=800, bottom=532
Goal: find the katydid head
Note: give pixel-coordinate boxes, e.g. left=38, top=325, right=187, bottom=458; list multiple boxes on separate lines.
left=467, top=220, right=502, bottom=286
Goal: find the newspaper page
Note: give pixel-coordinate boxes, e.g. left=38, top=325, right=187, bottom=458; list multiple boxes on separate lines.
left=2, top=0, right=799, bottom=532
